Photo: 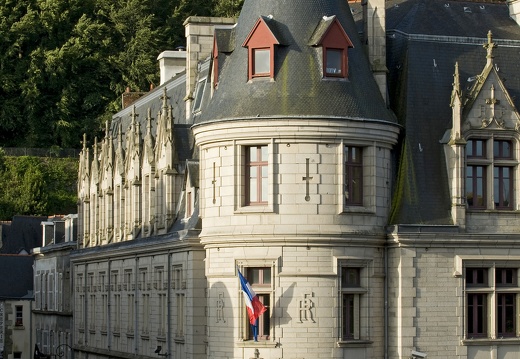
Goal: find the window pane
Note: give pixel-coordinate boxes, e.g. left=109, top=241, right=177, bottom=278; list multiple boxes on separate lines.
left=466, top=166, right=486, bottom=208
left=342, top=268, right=360, bottom=288
left=494, top=140, right=512, bottom=159
left=246, top=145, right=268, bottom=205
left=467, top=293, right=487, bottom=337
left=494, top=166, right=512, bottom=208
left=345, top=146, right=363, bottom=206
left=326, top=49, right=343, bottom=75
left=467, top=139, right=485, bottom=158
left=497, top=293, right=516, bottom=337
left=342, top=294, right=355, bottom=339
left=261, top=166, right=268, bottom=202
left=254, top=49, right=270, bottom=75
left=496, top=268, right=517, bottom=286
left=466, top=268, right=488, bottom=286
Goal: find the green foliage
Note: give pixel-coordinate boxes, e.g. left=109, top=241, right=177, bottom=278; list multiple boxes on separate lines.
left=0, top=153, right=78, bottom=220
left=0, top=0, right=241, bottom=148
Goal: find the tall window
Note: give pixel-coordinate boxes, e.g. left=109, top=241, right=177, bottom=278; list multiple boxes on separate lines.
left=246, top=146, right=268, bottom=205
left=465, top=267, right=519, bottom=339
left=340, top=267, right=366, bottom=340
left=344, top=146, right=363, bottom=206
left=246, top=267, right=271, bottom=341
left=466, top=138, right=514, bottom=210
left=15, top=305, right=23, bottom=327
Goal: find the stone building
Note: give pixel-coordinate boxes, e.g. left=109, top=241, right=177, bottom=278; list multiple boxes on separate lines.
left=32, top=215, right=77, bottom=359
left=73, top=1, right=520, bottom=359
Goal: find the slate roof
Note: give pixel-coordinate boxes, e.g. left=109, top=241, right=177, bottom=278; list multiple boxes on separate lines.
left=386, top=0, right=520, bottom=224
left=109, top=73, right=197, bottom=164
left=0, top=255, right=34, bottom=299
left=0, top=215, right=46, bottom=254
left=197, top=0, right=395, bottom=124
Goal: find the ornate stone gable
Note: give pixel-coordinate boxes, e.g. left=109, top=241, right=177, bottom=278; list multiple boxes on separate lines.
left=125, top=105, right=142, bottom=183
left=461, top=32, right=520, bottom=133
left=154, top=88, right=178, bottom=172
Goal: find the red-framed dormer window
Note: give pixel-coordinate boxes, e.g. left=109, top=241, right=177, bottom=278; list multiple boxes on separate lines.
left=309, top=16, right=353, bottom=79
left=242, top=16, right=281, bottom=81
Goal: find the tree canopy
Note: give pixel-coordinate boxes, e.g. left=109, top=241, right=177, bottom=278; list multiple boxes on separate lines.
left=0, top=0, right=243, bottom=148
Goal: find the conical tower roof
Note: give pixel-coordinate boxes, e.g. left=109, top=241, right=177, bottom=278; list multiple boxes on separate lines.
left=197, top=0, right=395, bottom=124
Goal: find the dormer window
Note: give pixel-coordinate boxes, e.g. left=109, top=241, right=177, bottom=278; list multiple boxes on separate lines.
left=309, top=15, right=353, bottom=79
left=253, top=48, right=271, bottom=76
left=243, top=16, right=282, bottom=81
left=325, top=48, right=344, bottom=76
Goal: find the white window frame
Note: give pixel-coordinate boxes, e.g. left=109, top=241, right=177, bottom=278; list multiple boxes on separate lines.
left=338, top=141, right=376, bottom=214
left=234, top=140, right=275, bottom=213
left=336, top=258, right=372, bottom=344
left=236, top=259, right=277, bottom=347
left=465, top=134, right=518, bottom=211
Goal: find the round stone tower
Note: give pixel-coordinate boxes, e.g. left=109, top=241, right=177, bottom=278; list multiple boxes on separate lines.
left=192, top=0, right=400, bottom=358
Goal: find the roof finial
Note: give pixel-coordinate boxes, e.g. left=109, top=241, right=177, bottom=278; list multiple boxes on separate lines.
left=484, top=30, right=496, bottom=66
left=453, top=62, right=460, bottom=94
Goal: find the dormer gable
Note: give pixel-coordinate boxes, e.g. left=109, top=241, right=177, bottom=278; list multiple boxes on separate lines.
left=242, top=15, right=282, bottom=80
left=460, top=32, right=520, bottom=133
left=309, top=15, right=354, bottom=78
left=212, top=27, right=235, bottom=89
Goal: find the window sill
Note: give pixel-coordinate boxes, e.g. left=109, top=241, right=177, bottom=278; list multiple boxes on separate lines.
left=342, top=206, right=375, bottom=215
left=235, top=205, right=274, bottom=214
left=13, top=326, right=25, bottom=330
left=337, top=340, right=373, bottom=348
left=237, top=340, right=277, bottom=348
left=322, top=77, right=348, bottom=82
left=462, top=338, right=520, bottom=345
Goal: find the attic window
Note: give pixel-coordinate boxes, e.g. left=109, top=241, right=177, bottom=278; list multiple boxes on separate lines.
left=254, top=48, right=271, bottom=76
left=193, top=78, right=206, bottom=112
left=309, top=15, right=353, bottom=79
left=325, top=48, right=344, bottom=76
left=243, top=16, right=281, bottom=81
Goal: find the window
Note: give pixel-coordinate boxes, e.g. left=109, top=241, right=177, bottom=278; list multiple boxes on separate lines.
left=325, top=48, right=344, bottom=76
left=465, top=267, right=519, bottom=339
left=344, top=146, right=363, bottom=206
left=309, top=15, right=353, bottom=79
left=193, top=78, right=206, bottom=112
left=246, top=267, right=271, bottom=341
left=15, top=305, right=23, bottom=327
left=253, top=48, right=270, bottom=77
left=466, top=138, right=515, bottom=210
left=242, top=16, right=281, bottom=80
left=340, top=267, right=366, bottom=340
left=246, top=145, right=268, bottom=205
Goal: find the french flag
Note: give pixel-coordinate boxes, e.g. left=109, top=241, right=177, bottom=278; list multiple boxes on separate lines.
left=238, top=268, right=267, bottom=324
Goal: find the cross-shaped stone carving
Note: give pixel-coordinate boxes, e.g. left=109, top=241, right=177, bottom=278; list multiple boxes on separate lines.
left=212, top=162, right=217, bottom=204
left=302, top=158, right=313, bottom=202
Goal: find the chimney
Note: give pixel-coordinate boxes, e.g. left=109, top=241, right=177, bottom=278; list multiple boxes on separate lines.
left=362, top=0, right=388, bottom=104
left=508, top=0, right=520, bottom=26
left=157, top=49, right=187, bottom=85
left=184, top=16, right=236, bottom=120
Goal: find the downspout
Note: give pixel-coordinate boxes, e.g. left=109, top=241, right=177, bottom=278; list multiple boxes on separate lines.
left=134, top=256, right=139, bottom=355
left=30, top=299, right=33, bottom=359
left=167, top=253, right=172, bottom=358
left=107, top=259, right=112, bottom=351
left=384, top=245, right=388, bottom=359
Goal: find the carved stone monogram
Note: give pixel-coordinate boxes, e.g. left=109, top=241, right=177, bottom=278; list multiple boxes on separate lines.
left=299, top=292, right=315, bottom=323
